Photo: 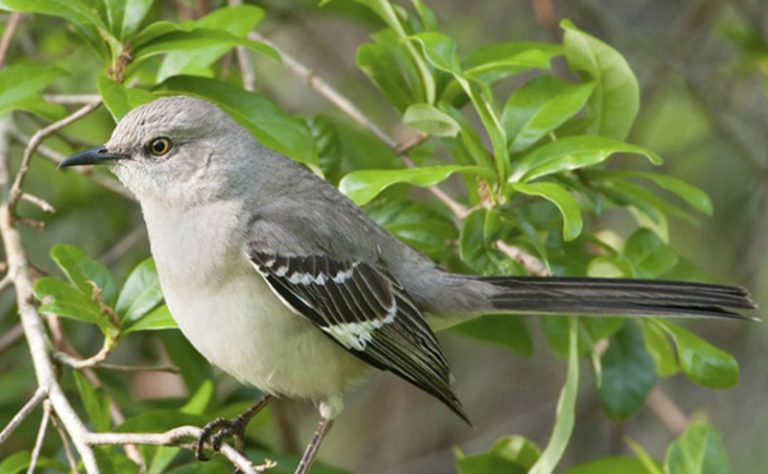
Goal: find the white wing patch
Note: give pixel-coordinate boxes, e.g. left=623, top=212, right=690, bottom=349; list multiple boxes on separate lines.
left=324, top=308, right=396, bottom=351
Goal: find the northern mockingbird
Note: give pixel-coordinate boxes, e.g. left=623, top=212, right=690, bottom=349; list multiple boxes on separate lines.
left=60, top=96, right=756, bottom=473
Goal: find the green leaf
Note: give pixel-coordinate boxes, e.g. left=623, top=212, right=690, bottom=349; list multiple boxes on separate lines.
left=133, top=27, right=278, bottom=63
left=157, top=76, right=316, bottom=165
left=0, top=0, right=107, bottom=29
left=564, top=456, right=654, bottom=474
left=302, top=115, right=342, bottom=184
left=597, top=322, right=656, bottom=421
left=50, top=244, right=117, bottom=306
left=403, top=103, right=460, bottom=137
left=339, top=165, right=493, bottom=205
left=507, top=182, right=583, bottom=241
left=502, top=76, right=595, bottom=153
left=0, top=451, right=66, bottom=474
left=460, top=209, right=524, bottom=276
left=12, top=96, right=66, bottom=121
left=98, top=74, right=155, bottom=121
left=74, top=371, right=110, bottom=431
left=364, top=197, right=457, bottom=259
left=456, top=436, right=541, bottom=474
left=509, top=135, right=662, bottom=183
left=157, top=5, right=266, bottom=82
left=665, top=421, right=731, bottom=474
left=453, top=314, right=533, bottom=356
left=103, top=0, right=126, bottom=39
left=641, top=320, right=679, bottom=377
left=462, top=42, right=562, bottom=83
left=116, top=258, right=163, bottom=322
left=529, top=317, right=579, bottom=474
left=655, top=321, right=738, bottom=389
left=561, top=20, right=639, bottom=140
left=621, top=228, right=678, bottom=278
left=357, top=37, right=426, bottom=111
left=591, top=170, right=713, bottom=215
left=123, top=0, right=154, bottom=38
left=626, top=438, right=664, bottom=474
left=410, top=31, right=462, bottom=74
left=33, top=277, right=108, bottom=329
left=0, top=64, right=66, bottom=117
left=123, top=305, right=177, bottom=334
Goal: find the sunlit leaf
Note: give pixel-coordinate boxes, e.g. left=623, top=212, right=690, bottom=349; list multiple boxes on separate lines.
left=123, top=305, right=177, bottom=334
left=665, top=421, right=731, bottom=474
left=507, top=182, right=583, bottom=241
left=0, top=64, right=66, bottom=118
left=456, top=435, right=541, bottom=474
left=98, top=74, right=155, bottom=121
left=509, top=135, right=661, bottom=183
left=50, top=244, right=117, bottom=306
left=74, top=371, right=110, bottom=431
left=564, top=456, right=653, bottom=474
left=403, top=103, right=460, bottom=137
left=453, top=314, right=533, bottom=356
left=340, top=165, right=493, bottom=205
left=655, top=320, right=738, bottom=389
left=34, top=277, right=107, bottom=328
left=116, top=258, right=163, bottom=322
left=561, top=20, right=639, bottom=140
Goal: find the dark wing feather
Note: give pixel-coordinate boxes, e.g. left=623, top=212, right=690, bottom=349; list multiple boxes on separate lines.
left=249, top=250, right=469, bottom=423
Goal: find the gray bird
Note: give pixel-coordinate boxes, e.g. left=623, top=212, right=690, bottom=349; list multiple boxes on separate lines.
left=60, top=96, right=756, bottom=473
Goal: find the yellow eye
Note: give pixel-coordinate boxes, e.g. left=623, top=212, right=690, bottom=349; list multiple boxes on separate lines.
left=148, top=137, right=172, bottom=157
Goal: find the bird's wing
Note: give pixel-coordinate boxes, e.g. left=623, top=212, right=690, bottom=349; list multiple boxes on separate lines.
left=247, top=218, right=467, bottom=421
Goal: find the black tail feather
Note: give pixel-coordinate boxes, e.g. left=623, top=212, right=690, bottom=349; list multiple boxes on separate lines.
left=480, top=277, right=759, bottom=321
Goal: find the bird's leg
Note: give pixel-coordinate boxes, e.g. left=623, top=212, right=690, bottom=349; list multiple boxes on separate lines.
left=196, top=393, right=274, bottom=461
left=295, top=416, right=334, bottom=474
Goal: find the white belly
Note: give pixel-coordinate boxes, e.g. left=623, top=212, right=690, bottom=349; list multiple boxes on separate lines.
left=142, top=201, right=368, bottom=402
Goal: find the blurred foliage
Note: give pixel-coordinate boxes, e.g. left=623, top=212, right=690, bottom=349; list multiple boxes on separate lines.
left=0, top=0, right=763, bottom=473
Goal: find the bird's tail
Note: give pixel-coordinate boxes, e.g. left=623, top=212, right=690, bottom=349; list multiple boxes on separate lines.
left=476, top=276, right=758, bottom=321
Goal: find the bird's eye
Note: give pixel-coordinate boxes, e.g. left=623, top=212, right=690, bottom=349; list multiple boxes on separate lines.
left=148, top=137, right=172, bottom=157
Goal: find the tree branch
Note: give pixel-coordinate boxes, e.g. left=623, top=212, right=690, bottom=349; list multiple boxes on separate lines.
left=0, top=12, right=23, bottom=68
left=85, top=427, right=276, bottom=473
left=0, top=322, right=23, bottom=354
left=27, top=399, right=51, bottom=474
left=0, top=387, right=46, bottom=443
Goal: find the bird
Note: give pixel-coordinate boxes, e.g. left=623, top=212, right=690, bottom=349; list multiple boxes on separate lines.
left=60, top=96, right=757, bottom=473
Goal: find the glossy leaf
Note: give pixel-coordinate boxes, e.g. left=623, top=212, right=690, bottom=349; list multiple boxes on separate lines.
left=133, top=27, right=278, bottom=63
left=50, top=244, right=117, bottom=306
left=364, top=198, right=457, bottom=258
left=564, top=456, right=654, bottom=474
left=0, top=0, right=106, bottom=29
left=403, top=103, right=460, bottom=137
left=98, top=74, right=155, bottom=121
left=508, top=182, right=583, bottom=241
left=158, top=76, right=316, bottom=165
left=655, top=321, right=738, bottom=389
left=509, top=135, right=662, bottom=183
left=463, top=42, right=561, bottom=82
left=33, top=277, right=108, bottom=328
left=597, top=322, right=656, bottom=420
left=460, top=210, right=524, bottom=276
left=123, top=305, right=177, bottom=334
left=665, top=421, right=731, bottom=474
left=157, top=5, right=266, bottom=82
left=502, top=76, right=595, bottom=153
left=357, top=37, right=426, bottom=111
left=456, top=435, right=541, bottom=474
left=339, top=165, right=493, bottom=205
left=622, top=228, right=678, bottom=278
left=453, top=314, right=533, bottom=356
left=116, top=258, right=163, bottom=322
left=411, top=31, right=462, bottom=73
left=122, top=0, right=154, bottom=38
left=74, top=371, right=110, bottom=431
left=641, top=320, right=680, bottom=377
left=302, top=115, right=343, bottom=184
left=529, top=317, right=579, bottom=474
left=0, top=64, right=66, bottom=117
left=561, top=20, right=639, bottom=140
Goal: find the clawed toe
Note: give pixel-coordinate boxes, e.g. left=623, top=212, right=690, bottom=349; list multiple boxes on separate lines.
left=196, top=417, right=245, bottom=461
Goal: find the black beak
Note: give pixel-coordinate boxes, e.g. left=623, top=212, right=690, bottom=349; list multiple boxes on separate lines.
left=58, top=146, right=128, bottom=169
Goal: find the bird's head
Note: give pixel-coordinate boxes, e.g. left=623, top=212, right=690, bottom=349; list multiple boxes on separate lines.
left=60, top=96, right=254, bottom=206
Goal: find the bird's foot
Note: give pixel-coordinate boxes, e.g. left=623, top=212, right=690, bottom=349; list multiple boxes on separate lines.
left=195, top=394, right=274, bottom=462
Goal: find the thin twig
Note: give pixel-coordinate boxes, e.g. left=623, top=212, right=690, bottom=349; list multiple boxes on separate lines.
left=0, top=322, right=23, bottom=354
left=85, top=427, right=273, bottom=473
left=0, top=12, right=23, bottom=68
left=49, top=410, right=78, bottom=474
left=95, top=362, right=180, bottom=374
left=9, top=100, right=102, bottom=210
left=43, top=94, right=102, bottom=105
left=53, top=342, right=112, bottom=370
left=647, top=386, right=689, bottom=436
left=27, top=400, right=51, bottom=474
left=10, top=130, right=135, bottom=200
left=228, top=0, right=256, bottom=91
left=100, top=226, right=147, bottom=266
left=20, top=192, right=55, bottom=212
left=0, top=387, right=46, bottom=444
left=496, top=240, right=551, bottom=277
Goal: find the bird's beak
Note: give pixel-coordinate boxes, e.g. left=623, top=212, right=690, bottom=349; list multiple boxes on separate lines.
left=58, top=146, right=128, bottom=168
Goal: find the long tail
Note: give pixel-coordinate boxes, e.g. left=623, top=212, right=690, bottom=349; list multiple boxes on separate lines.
left=479, top=277, right=758, bottom=321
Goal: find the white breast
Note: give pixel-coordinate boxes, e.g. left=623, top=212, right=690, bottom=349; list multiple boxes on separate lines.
left=140, top=200, right=368, bottom=402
